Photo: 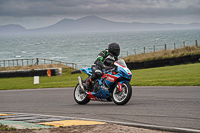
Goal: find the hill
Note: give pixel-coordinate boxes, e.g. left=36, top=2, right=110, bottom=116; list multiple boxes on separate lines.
left=30, top=16, right=200, bottom=33
left=0, top=24, right=26, bottom=34
left=1, top=16, right=200, bottom=34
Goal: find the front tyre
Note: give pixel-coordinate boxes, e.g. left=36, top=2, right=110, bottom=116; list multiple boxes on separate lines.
left=74, top=83, right=90, bottom=105
left=113, top=82, right=132, bottom=105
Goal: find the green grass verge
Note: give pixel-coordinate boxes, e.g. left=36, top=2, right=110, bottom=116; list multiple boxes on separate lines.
left=0, top=68, right=87, bottom=90
left=130, top=63, right=200, bottom=86
left=0, top=63, right=200, bottom=90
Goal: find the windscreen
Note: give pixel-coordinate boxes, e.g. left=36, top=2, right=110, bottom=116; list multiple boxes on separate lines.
left=116, top=59, right=127, bottom=67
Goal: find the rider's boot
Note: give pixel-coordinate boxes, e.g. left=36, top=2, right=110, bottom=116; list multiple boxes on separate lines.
left=84, top=77, right=92, bottom=91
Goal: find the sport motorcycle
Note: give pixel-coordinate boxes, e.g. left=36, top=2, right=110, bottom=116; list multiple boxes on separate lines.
left=74, top=59, right=132, bottom=105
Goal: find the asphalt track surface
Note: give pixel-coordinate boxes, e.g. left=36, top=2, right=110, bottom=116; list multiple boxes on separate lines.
left=0, top=86, right=200, bottom=131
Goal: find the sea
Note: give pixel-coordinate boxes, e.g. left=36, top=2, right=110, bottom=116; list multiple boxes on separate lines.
left=0, top=29, right=200, bottom=68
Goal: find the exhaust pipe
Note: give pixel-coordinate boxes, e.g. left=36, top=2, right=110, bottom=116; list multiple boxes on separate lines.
left=78, top=76, right=85, bottom=92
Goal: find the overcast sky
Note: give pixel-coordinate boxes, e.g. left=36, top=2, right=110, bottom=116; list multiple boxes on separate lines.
left=0, top=0, right=200, bottom=29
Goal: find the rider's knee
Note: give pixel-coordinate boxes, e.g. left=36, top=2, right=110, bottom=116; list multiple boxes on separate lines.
left=95, top=70, right=102, bottom=78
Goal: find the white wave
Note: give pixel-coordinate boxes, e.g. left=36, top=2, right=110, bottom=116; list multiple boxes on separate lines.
left=21, top=51, right=27, bottom=53
left=50, top=57, right=68, bottom=59
left=79, top=43, right=89, bottom=46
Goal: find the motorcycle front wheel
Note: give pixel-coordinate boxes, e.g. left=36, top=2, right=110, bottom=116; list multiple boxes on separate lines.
left=112, top=82, right=132, bottom=105
left=74, top=83, right=90, bottom=105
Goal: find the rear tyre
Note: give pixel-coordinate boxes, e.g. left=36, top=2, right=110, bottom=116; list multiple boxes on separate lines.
left=112, top=82, right=132, bottom=105
left=74, top=83, right=90, bottom=105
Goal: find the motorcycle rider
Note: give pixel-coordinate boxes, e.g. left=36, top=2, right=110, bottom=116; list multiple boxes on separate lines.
left=85, top=42, right=120, bottom=91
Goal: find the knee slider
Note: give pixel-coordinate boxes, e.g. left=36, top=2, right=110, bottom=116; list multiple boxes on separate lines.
left=95, top=70, right=102, bottom=77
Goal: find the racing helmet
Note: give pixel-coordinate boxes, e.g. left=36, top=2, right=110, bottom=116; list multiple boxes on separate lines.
left=108, top=43, right=120, bottom=56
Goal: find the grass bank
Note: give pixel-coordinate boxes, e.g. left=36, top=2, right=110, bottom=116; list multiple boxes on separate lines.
left=0, top=63, right=199, bottom=90
left=124, top=46, right=200, bottom=63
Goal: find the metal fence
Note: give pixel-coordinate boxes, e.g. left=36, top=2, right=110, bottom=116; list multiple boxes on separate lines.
left=0, top=58, right=77, bottom=69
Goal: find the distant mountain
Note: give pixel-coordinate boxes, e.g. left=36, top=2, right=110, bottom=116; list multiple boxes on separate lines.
left=31, top=15, right=127, bottom=33
left=0, top=24, right=26, bottom=34
left=1, top=16, right=200, bottom=34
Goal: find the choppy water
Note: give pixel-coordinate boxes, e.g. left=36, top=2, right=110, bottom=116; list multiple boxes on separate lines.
left=0, top=29, right=199, bottom=68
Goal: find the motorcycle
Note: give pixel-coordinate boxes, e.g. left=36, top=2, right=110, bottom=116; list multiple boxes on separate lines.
left=74, top=59, right=132, bottom=105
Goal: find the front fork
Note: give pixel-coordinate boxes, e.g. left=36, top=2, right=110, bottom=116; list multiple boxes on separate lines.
left=78, top=76, right=85, bottom=92
left=117, top=81, right=129, bottom=92
left=118, top=82, right=123, bottom=91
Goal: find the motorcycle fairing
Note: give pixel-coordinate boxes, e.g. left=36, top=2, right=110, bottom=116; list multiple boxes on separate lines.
left=102, top=73, right=119, bottom=87
left=88, top=87, right=108, bottom=100
left=117, top=66, right=132, bottom=80
left=115, top=61, right=132, bottom=80
left=81, top=68, right=92, bottom=75
left=87, top=92, right=98, bottom=101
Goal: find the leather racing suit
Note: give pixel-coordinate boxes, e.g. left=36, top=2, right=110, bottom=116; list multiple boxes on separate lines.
left=90, top=49, right=118, bottom=82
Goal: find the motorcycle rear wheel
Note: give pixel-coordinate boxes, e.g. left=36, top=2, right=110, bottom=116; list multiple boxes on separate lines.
left=74, top=83, right=90, bottom=105
left=113, top=82, right=132, bottom=105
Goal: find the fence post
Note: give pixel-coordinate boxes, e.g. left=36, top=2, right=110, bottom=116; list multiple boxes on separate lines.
left=127, top=51, right=128, bottom=56
left=174, top=43, right=176, bottom=50
left=183, top=41, right=185, bottom=47
left=134, top=49, right=136, bottom=55
left=144, top=47, right=145, bottom=54
left=4, top=60, right=5, bottom=67
left=195, top=40, right=198, bottom=47
left=36, top=58, right=39, bottom=65
left=154, top=45, right=155, bottom=52
left=13, top=60, right=14, bottom=66
left=22, top=59, right=23, bottom=66
left=165, top=44, right=167, bottom=50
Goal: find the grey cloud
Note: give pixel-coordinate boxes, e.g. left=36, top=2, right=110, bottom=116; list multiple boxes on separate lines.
left=0, top=0, right=199, bottom=22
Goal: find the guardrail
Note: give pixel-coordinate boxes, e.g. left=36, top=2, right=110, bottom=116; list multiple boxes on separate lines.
left=0, top=68, right=62, bottom=78
left=0, top=58, right=77, bottom=69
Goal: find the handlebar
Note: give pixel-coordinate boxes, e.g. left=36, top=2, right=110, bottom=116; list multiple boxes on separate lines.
left=103, top=66, right=118, bottom=74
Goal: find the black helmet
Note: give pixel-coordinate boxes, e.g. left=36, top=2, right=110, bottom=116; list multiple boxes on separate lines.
left=108, top=43, right=120, bottom=56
